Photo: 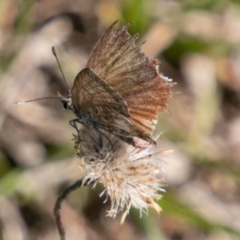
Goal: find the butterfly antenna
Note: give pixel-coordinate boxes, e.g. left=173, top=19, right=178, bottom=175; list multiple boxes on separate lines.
left=10, top=97, right=60, bottom=107
left=51, top=46, right=71, bottom=95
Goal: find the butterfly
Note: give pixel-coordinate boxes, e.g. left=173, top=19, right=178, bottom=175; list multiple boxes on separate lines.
left=58, top=21, right=172, bottom=146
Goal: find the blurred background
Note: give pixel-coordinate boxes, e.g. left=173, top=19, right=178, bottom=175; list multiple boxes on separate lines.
left=1, top=0, right=240, bottom=239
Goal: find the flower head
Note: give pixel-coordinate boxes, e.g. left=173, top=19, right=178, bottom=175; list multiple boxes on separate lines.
left=74, top=126, right=166, bottom=223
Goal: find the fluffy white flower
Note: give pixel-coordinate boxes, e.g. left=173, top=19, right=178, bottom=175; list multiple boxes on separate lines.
left=74, top=126, right=166, bottom=223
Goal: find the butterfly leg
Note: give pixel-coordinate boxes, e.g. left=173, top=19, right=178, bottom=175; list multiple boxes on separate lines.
left=69, top=118, right=82, bottom=133
left=95, top=127, right=113, bottom=151
left=116, top=135, right=136, bottom=146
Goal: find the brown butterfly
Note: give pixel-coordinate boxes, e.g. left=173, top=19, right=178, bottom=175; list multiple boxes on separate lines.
left=59, top=67, right=154, bottom=146
left=58, top=21, right=172, bottom=146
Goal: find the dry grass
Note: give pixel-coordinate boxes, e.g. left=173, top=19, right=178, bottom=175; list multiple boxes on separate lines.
left=1, top=0, right=240, bottom=240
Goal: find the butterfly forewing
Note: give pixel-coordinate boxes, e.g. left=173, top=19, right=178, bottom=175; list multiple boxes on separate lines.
left=71, top=68, right=129, bottom=117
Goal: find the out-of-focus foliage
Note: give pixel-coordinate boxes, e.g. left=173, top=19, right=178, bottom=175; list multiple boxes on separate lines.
left=1, top=0, right=240, bottom=240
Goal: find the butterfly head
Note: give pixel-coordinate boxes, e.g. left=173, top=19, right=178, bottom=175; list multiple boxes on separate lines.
left=57, top=92, right=72, bottom=110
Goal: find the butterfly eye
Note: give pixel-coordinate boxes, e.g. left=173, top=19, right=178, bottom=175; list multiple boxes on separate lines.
left=61, top=100, right=69, bottom=110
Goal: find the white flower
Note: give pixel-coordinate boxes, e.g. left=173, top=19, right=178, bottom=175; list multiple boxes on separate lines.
left=74, top=126, right=167, bottom=223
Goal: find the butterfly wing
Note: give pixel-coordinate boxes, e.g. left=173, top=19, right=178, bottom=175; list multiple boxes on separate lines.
left=71, top=67, right=155, bottom=145
left=121, top=74, right=173, bottom=133
left=86, top=22, right=172, bottom=135
left=71, top=67, right=129, bottom=117
left=85, top=107, right=155, bottom=146
left=86, top=21, right=155, bottom=86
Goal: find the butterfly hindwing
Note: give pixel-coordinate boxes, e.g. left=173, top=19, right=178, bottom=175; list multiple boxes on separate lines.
left=71, top=106, right=155, bottom=146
